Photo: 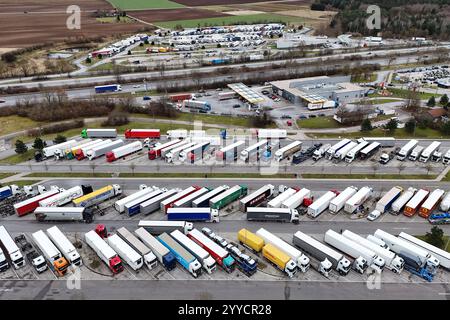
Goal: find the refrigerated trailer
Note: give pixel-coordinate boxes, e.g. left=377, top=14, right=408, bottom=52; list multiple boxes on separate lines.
left=409, top=145, right=424, bottom=161
left=293, top=231, right=351, bottom=277
left=256, top=129, right=287, bottom=140
left=107, top=234, right=143, bottom=271
left=114, top=186, right=158, bottom=213
left=404, top=189, right=429, bottom=217
left=32, top=230, right=69, bottom=277
left=116, top=227, right=157, bottom=270
left=46, top=226, right=82, bottom=266
left=397, top=139, right=419, bottom=161
left=216, top=140, right=246, bottom=162
left=86, top=139, right=124, bottom=160
left=42, top=140, right=78, bottom=159
left=246, top=207, right=299, bottom=224
left=173, top=187, right=210, bottom=208
left=419, top=189, right=445, bottom=218
left=124, top=189, right=164, bottom=217
left=81, top=128, right=117, bottom=139
left=325, top=139, right=351, bottom=159
left=161, top=186, right=201, bottom=213
left=140, top=189, right=179, bottom=215
left=38, top=186, right=85, bottom=207
left=106, top=141, right=142, bottom=162
left=193, top=185, right=228, bottom=208
left=359, top=142, right=380, bottom=160
left=148, top=139, right=182, bottom=160
left=181, top=142, right=210, bottom=163
left=375, top=186, right=403, bottom=213
left=391, top=187, right=417, bottom=214
left=329, top=186, right=358, bottom=214
left=240, top=140, right=268, bottom=162
left=34, top=207, right=93, bottom=223
left=210, top=185, right=248, bottom=210
left=344, top=186, right=373, bottom=214
left=239, top=184, right=274, bottom=212
left=268, top=188, right=298, bottom=208
left=0, top=225, right=25, bottom=269
left=344, top=139, right=369, bottom=163
left=419, top=141, right=441, bottom=163
left=138, top=221, right=193, bottom=235
left=274, top=141, right=302, bottom=162
left=307, top=191, right=337, bottom=218
left=281, top=188, right=311, bottom=209
left=256, top=228, right=309, bottom=272
left=363, top=137, right=395, bottom=148
left=73, top=185, right=122, bottom=208
left=167, top=208, right=219, bottom=222
left=76, top=139, right=112, bottom=160
left=14, top=189, right=61, bottom=217
left=440, top=192, right=450, bottom=211
left=124, top=129, right=160, bottom=139
left=262, top=243, right=297, bottom=277
left=84, top=230, right=123, bottom=274
left=334, top=141, right=357, bottom=161
left=165, top=142, right=196, bottom=163
left=134, top=228, right=176, bottom=270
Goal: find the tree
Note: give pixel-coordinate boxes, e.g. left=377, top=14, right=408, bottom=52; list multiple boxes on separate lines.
left=32, top=137, right=46, bottom=150
left=385, top=118, right=398, bottom=133
left=405, top=119, right=416, bottom=134
left=440, top=94, right=449, bottom=106
left=427, top=96, right=436, bottom=107
left=425, top=226, right=445, bottom=249
left=361, top=118, right=372, bottom=131
left=85, top=57, right=92, bottom=64
left=127, top=50, right=131, bottom=55
left=15, top=140, right=28, bottom=154
left=53, top=135, right=67, bottom=144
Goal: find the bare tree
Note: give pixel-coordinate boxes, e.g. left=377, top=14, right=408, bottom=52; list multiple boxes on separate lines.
left=129, top=162, right=136, bottom=176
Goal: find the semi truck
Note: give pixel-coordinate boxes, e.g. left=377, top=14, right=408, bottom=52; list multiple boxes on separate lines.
left=344, top=139, right=369, bottom=163
left=86, top=139, right=124, bottom=160
left=409, top=145, right=424, bottom=161
left=293, top=231, right=351, bottom=277
left=183, top=99, right=212, bottom=112
left=161, top=186, right=201, bottom=213
left=225, top=242, right=257, bottom=276
left=237, top=228, right=265, bottom=253
left=373, top=186, right=403, bottom=216
left=307, top=191, right=337, bottom=218
left=333, top=141, right=357, bottom=161
left=170, top=93, right=191, bottom=102
left=391, top=187, right=417, bottom=214
left=62, top=139, right=102, bottom=160
left=134, top=228, right=176, bottom=270
left=158, top=232, right=202, bottom=277
left=268, top=188, right=298, bottom=208
left=419, top=189, right=445, bottom=218
left=398, top=232, right=449, bottom=270
left=344, top=186, right=373, bottom=214
left=73, top=185, right=122, bottom=208
left=170, top=229, right=216, bottom=274
left=419, top=141, right=441, bottom=163
left=374, top=229, right=439, bottom=281
left=124, top=189, right=164, bottom=217
left=181, top=142, right=210, bottom=163
left=165, top=142, right=196, bottom=163
left=148, top=139, right=182, bottom=160
left=31, top=230, right=69, bottom=277
left=256, top=228, right=310, bottom=272
left=193, top=185, right=229, bottom=208
left=75, top=139, right=112, bottom=160
left=359, top=142, right=381, bottom=160
left=107, top=234, right=143, bottom=271
left=106, top=141, right=142, bottom=162
left=312, top=143, right=331, bottom=161
left=274, top=141, right=302, bottom=162
left=46, top=226, right=82, bottom=266
left=38, top=186, right=88, bottom=207
left=342, top=230, right=404, bottom=273
left=397, top=139, right=419, bottom=161
left=443, top=149, right=450, bottom=165
left=188, top=228, right=235, bottom=273
left=216, top=141, right=246, bottom=162
left=256, top=129, right=287, bottom=140
left=81, top=128, right=117, bottom=139
left=329, top=186, right=358, bottom=214
left=114, top=185, right=156, bottom=213
left=167, top=208, right=219, bottom=222
left=0, top=185, right=20, bottom=201
left=116, top=227, right=157, bottom=270
left=14, top=188, right=61, bottom=217
left=53, top=139, right=91, bottom=159
left=325, top=139, right=351, bottom=160
left=262, top=243, right=297, bottom=278
left=281, top=188, right=311, bottom=209
left=42, top=140, right=78, bottom=159
left=240, top=140, right=268, bottom=162
left=124, top=129, right=160, bottom=139
left=239, top=184, right=274, bottom=212
left=440, top=192, right=450, bottom=211
left=324, top=230, right=383, bottom=273
left=246, top=207, right=299, bottom=224
left=404, top=189, right=429, bottom=217
left=364, top=137, right=395, bottom=148
left=84, top=230, right=124, bottom=274
left=94, top=84, right=122, bottom=93
left=138, top=220, right=193, bottom=235
left=210, top=185, right=248, bottom=210
left=140, top=189, right=180, bottom=215
left=34, top=207, right=94, bottom=223
left=0, top=226, right=25, bottom=269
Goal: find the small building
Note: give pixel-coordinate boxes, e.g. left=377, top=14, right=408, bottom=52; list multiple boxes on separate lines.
left=424, top=107, right=447, bottom=123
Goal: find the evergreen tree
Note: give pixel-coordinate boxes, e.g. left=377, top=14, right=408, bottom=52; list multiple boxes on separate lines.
left=15, top=140, right=28, bottom=154
left=32, top=137, right=46, bottom=150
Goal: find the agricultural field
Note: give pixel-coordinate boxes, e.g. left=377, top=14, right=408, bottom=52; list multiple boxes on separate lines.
left=172, top=0, right=273, bottom=5
left=107, top=0, right=184, bottom=10
left=128, top=8, right=230, bottom=23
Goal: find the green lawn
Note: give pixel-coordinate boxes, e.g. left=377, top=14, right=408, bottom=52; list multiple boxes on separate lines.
left=0, top=116, right=42, bottom=137
left=297, top=116, right=343, bottom=129
left=0, top=150, right=35, bottom=165
left=416, top=235, right=450, bottom=253
left=25, top=173, right=113, bottom=178
left=351, top=73, right=376, bottom=83
left=371, top=88, right=439, bottom=100
left=308, top=127, right=446, bottom=139
left=302, top=173, right=436, bottom=180
left=96, top=17, right=134, bottom=23
left=5, top=180, right=42, bottom=187
left=107, top=0, right=184, bottom=10
left=157, top=14, right=305, bottom=29
left=358, top=99, right=402, bottom=105
left=0, top=172, right=18, bottom=180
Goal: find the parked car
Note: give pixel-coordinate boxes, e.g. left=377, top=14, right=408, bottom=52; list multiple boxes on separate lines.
left=201, top=227, right=215, bottom=239
left=261, top=90, right=270, bottom=95
left=133, top=85, right=140, bottom=88
left=299, top=115, right=307, bottom=119
left=214, top=235, right=228, bottom=248
left=287, top=120, right=293, bottom=126
left=143, top=96, right=151, bottom=101
left=309, top=114, right=317, bottom=118
left=232, top=104, right=241, bottom=108
left=0, top=99, right=5, bottom=103
left=367, top=210, right=382, bottom=221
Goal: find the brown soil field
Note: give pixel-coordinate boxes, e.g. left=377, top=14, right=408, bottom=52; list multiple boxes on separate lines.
left=129, top=8, right=230, bottom=23
left=173, top=0, right=273, bottom=6
left=0, top=0, right=112, bottom=13
left=226, top=2, right=308, bottom=12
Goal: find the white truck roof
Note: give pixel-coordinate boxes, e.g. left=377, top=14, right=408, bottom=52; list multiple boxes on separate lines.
left=46, top=226, right=78, bottom=261
left=256, top=228, right=302, bottom=261
left=189, top=229, right=228, bottom=258
left=171, top=229, right=209, bottom=260
left=193, top=186, right=228, bottom=207
left=0, top=226, right=19, bottom=253
left=32, top=230, right=60, bottom=260
left=293, top=231, right=343, bottom=261
left=85, top=230, right=116, bottom=259
left=134, top=228, right=169, bottom=257
left=282, top=188, right=311, bottom=208
left=174, top=188, right=210, bottom=207
left=219, top=141, right=245, bottom=153
left=275, top=141, right=302, bottom=157
left=108, top=234, right=142, bottom=264
left=406, top=189, right=429, bottom=208
left=421, top=189, right=445, bottom=210
left=309, top=191, right=337, bottom=211
left=116, top=227, right=151, bottom=256
left=268, top=188, right=297, bottom=208
left=114, top=187, right=156, bottom=212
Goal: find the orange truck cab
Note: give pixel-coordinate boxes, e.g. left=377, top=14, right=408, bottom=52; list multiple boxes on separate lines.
left=54, top=257, right=69, bottom=276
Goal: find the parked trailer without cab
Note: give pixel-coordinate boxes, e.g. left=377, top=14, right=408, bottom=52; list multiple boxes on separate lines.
left=404, top=189, right=429, bottom=217
left=344, top=186, right=373, bottom=214
left=14, top=189, right=61, bottom=217
left=125, top=189, right=164, bottom=217
left=86, top=139, right=124, bottom=160
left=397, top=139, right=419, bottom=161
left=282, top=188, right=311, bottom=209
left=216, top=141, right=246, bottom=162
left=307, top=191, right=337, bottom=218
left=148, top=139, right=182, bottom=160
left=114, top=186, right=157, bottom=213
left=140, top=189, right=180, bottom=215
left=419, top=189, right=445, bottom=218
left=73, top=185, right=122, bottom=208
left=391, top=187, right=417, bottom=214
left=210, top=185, right=248, bottom=210
left=240, top=140, right=268, bottom=162
left=359, top=142, right=380, bottom=160
left=107, top=234, right=143, bottom=271
left=106, top=141, right=142, bottom=162
left=193, top=185, right=229, bottom=208
left=239, top=184, right=274, bottom=212
left=329, top=186, right=358, bottom=214
left=124, top=129, right=160, bottom=139
left=34, top=207, right=93, bottom=223
left=81, top=129, right=117, bottom=139
left=0, top=226, right=25, bottom=269
left=268, top=188, right=298, bottom=208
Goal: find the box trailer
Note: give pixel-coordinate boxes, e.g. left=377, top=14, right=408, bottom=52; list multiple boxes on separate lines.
left=59, top=139, right=97, bottom=160
left=140, top=189, right=180, bottom=215
left=398, top=232, right=450, bottom=270
left=46, top=226, right=82, bottom=266
left=274, top=141, right=302, bottom=162
left=158, top=232, right=202, bottom=277
left=329, top=186, right=358, bottom=214
left=345, top=139, right=369, bottom=163
left=334, top=141, right=358, bottom=161
left=174, top=188, right=210, bottom=208
left=246, top=207, right=299, bottom=224
left=237, top=228, right=264, bottom=253
left=94, top=84, right=122, bottom=94
left=363, top=137, right=395, bottom=148
left=210, top=185, right=248, bottom=210
left=0, top=226, right=24, bottom=269
left=307, top=191, right=337, bottom=218
left=239, top=184, right=274, bottom=212
left=107, top=234, right=143, bottom=271
left=397, top=139, right=419, bottom=161
left=161, top=186, right=201, bottom=213
left=134, top=228, right=176, bottom=270
left=124, top=129, right=160, bottom=139
left=138, top=220, right=193, bottom=235
left=262, top=243, right=297, bottom=277
left=293, top=231, right=351, bottom=277
left=165, top=142, right=196, bottom=163
left=193, top=185, right=229, bottom=208
left=73, top=185, right=122, bottom=208
left=240, top=140, right=268, bottom=162
left=443, top=149, right=450, bottom=165
left=32, top=230, right=69, bottom=276
left=116, top=227, right=157, bottom=270
left=34, top=207, right=93, bottom=223
left=167, top=207, right=219, bottom=222
left=404, top=189, right=429, bottom=217
left=181, top=142, right=210, bottom=163
left=324, top=230, right=383, bottom=273
left=419, top=141, right=441, bottom=163
left=440, top=192, right=450, bottom=211
left=0, top=185, right=20, bottom=201
left=170, top=229, right=216, bottom=274
left=106, top=141, right=142, bottom=162
left=325, top=139, right=351, bottom=159
left=391, top=187, right=417, bottom=214
left=344, top=186, right=373, bottom=214
left=38, top=186, right=86, bottom=207
left=281, top=188, right=311, bottom=209
left=75, top=139, right=112, bottom=160
left=148, top=139, right=182, bottom=160
left=183, top=99, right=211, bottom=112
left=84, top=230, right=123, bottom=274
left=268, top=188, right=298, bottom=208
left=188, top=228, right=235, bottom=273
left=409, top=145, right=424, bottom=161
left=170, top=93, right=191, bottom=102
left=42, top=140, right=78, bottom=159
left=419, top=189, right=445, bottom=218
left=114, top=186, right=158, bottom=213
left=216, top=141, right=246, bottom=162
left=124, top=189, right=164, bottom=217
left=342, top=230, right=404, bottom=273
left=86, top=139, right=124, bottom=160
left=375, top=186, right=403, bottom=213
left=359, top=142, right=381, bottom=160
left=256, top=129, right=287, bottom=139
left=81, top=128, right=117, bottom=139
left=256, top=228, right=309, bottom=272
left=14, top=189, right=61, bottom=217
